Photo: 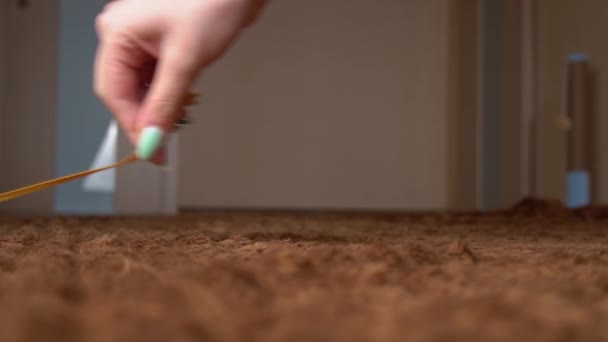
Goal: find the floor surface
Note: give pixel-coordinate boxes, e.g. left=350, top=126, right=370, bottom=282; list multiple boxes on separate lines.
left=0, top=198, right=607, bottom=341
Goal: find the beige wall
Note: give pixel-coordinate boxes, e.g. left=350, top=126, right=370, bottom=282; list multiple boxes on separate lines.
left=0, top=1, right=482, bottom=213
left=178, top=0, right=453, bottom=210
left=0, top=1, right=58, bottom=214
left=536, top=0, right=608, bottom=203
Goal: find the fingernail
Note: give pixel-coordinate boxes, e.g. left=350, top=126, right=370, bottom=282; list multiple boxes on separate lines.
left=136, top=126, right=165, bottom=160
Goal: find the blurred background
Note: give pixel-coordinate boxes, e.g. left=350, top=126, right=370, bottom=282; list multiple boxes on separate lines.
left=0, top=0, right=605, bottom=215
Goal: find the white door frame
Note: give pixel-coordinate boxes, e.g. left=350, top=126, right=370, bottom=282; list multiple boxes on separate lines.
left=476, top=0, right=536, bottom=209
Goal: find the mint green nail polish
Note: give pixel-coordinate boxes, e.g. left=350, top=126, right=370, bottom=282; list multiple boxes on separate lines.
left=136, top=126, right=165, bottom=160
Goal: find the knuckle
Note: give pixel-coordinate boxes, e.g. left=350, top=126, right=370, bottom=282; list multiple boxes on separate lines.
left=95, top=12, right=113, bottom=36
left=93, top=81, right=112, bottom=108
left=92, top=75, right=106, bottom=98
left=93, top=83, right=105, bottom=100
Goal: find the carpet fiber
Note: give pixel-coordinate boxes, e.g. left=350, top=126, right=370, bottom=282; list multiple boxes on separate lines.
left=1, top=198, right=607, bottom=341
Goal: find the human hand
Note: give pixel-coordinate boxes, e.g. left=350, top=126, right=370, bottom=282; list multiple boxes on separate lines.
left=94, top=0, right=267, bottom=163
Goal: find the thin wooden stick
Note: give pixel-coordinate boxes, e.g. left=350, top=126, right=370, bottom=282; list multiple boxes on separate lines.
left=0, top=154, right=138, bottom=203
left=0, top=91, right=200, bottom=203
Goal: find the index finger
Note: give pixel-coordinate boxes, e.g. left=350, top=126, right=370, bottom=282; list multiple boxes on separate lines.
left=93, top=36, right=149, bottom=146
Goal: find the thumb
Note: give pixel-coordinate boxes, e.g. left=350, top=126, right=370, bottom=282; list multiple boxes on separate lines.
left=134, top=50, right=198, bottom=161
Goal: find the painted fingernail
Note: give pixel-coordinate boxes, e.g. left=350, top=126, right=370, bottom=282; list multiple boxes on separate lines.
left=136, top=126, right=165, bottom=160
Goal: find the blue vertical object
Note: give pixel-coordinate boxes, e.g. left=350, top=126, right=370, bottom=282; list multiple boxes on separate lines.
left=567, top=171, right=590, bottom=208
left=564, top=52, right=591, bottom=209
left=568, top=52, right=589, bottom=63
left=54, top=0, right=114, bottom=214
